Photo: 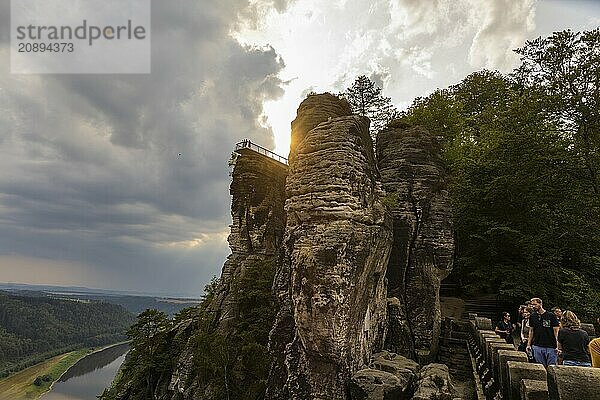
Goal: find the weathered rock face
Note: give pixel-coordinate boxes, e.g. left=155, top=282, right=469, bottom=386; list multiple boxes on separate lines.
left=385, top=297, right=416, bottom=360
left=107, top=94, right=455, bottom=400
left=267, top=94, right=393, bottom=399
left=289, top=92, right=353, bottom=157
left=167, top=149, right=288, bottom=399
left=349, top=351, right=419, bottom=400
left=349, top=369, right=406, bottom=400
left=377, top=121, right=454, bottom=361
left=412, top=363, right=454, bottom=400
left=209, top=148, right=287, bottom=329
left=166, top=319, right=199, bottom=399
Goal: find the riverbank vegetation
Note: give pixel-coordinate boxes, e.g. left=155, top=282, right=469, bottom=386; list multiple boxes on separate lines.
left=0, top=349, right=89, bottom=400
left=0, top=291, right=135, bottom=377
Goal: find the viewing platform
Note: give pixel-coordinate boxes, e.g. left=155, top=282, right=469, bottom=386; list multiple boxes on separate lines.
left=234, top=139, right=288, bottom=165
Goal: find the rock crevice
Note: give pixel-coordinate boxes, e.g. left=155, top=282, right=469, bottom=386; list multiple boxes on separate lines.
left=377, top=122, right=454, bottom=362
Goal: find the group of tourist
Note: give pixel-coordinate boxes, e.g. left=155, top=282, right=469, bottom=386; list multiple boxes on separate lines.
left=494, top=297, right=600, bottom=368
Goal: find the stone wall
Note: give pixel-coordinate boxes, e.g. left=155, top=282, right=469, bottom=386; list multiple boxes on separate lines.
left=467, top=313, right=600, bottom=400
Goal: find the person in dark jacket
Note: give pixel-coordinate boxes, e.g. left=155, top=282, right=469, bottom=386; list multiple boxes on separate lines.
left=495, top=311, right=515, bottom=344
left=557, top=310, right=591, bottom=367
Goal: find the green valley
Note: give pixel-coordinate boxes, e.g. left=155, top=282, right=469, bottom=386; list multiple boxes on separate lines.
left=0, top=291, right=135, bottom=378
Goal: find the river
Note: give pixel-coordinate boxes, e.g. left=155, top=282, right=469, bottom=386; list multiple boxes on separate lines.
left=40, top=343, right=129, bottom=400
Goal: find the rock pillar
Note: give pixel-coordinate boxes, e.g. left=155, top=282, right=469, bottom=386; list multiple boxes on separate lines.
left=267, top=94, right=392, bottom=399
left=377, top=121, right=453, bottom=361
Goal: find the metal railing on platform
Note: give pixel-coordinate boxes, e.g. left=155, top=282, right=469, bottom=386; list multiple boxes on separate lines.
left=234, top=139, right=288, bottom=165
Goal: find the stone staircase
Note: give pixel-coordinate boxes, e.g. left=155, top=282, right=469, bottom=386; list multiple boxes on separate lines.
left=439, top=281, right=514, bottom=323
left=462, top=297, right=505, bottom=322
left=438, top=318, right=473, bottom=380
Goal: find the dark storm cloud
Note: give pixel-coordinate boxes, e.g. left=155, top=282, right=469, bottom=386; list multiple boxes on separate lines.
left=0, top=0, right=287, bottom=295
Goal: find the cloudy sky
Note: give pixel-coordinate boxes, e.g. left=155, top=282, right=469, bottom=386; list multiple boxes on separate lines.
left=0, top=0, right=598, bottom=297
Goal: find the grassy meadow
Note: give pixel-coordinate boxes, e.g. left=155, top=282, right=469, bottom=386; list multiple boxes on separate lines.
left=0, top=349, right=89, bottom=400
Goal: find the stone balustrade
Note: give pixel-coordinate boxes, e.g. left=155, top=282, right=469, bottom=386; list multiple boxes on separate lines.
left=466, top=313, right=599, bottom=400
left=547, top=365, right=600, bottom=400
left=520, top=379, right=547, bottom=400
left=497, top=350, right=527, bottom=399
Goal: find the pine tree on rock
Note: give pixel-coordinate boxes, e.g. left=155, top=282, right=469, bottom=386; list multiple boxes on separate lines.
left=340, top=75, right=399, bottom=142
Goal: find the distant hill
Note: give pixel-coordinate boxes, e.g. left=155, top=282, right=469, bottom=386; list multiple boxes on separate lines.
left=48, top=293, right=203, bottom=315
left=0, top=283, right=202, bottom=315
left=0, top=291, right=136, bottom=376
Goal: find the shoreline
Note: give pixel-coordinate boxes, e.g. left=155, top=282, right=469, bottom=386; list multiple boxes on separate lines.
left=0, top=341, right=129, bottom=400
left=38, top=341, right=130, bottom=400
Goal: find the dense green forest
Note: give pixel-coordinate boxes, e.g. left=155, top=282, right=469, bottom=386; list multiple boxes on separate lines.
left=0, top=291, right=135, bottom=376
left=401, top=28, right=600, bottom=318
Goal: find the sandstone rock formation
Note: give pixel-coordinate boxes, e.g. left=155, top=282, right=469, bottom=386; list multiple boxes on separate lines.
left=168, top=147, right=287, bottom=399
left=105, top=91, right=600, bottom=400
left=209, top=147, right=287, bottom=329
left=385, top=296, right=416, bottom=360
left=267, top=94, right=393, bottom=399
left=349, top=351, right=419, bottom=400
left=377, top=121, right=454, bottom=362
left=412, top=363, right=454, bottom=400
left=104, top=93, right=455, bottom=400
left=349, top=369, right=407, bottom=400
left=166, top=319, right=198, bottom=398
